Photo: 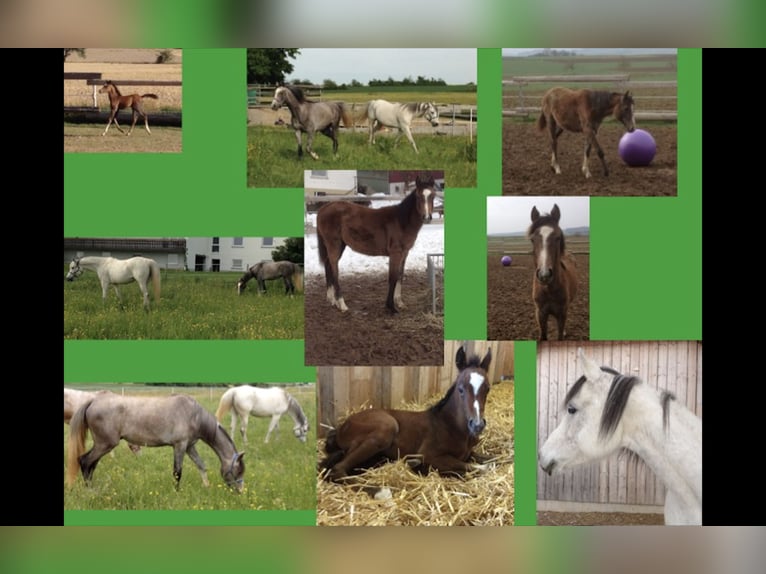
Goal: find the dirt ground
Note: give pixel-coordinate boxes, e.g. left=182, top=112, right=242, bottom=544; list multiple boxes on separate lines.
left=487, top=253, right=590, bottom=341
left=304, top=269, right=444, bottom=366
left=502, top=121, right=677, bottom=196
left=537, top=511, right=664, bottom=526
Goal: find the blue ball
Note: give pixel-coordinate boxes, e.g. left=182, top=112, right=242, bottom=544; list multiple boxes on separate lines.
left=619, top=129, right=656, bottom=167
left=501, top=255, right=512, bottom=266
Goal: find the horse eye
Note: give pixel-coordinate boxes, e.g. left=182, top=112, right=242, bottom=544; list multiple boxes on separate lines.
left=567, top=405, right=577, bottom=415
left=458, top=385, right=465, bottom=395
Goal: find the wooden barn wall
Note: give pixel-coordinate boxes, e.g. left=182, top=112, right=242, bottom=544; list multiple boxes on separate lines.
left=317, top=340, right=514, bottom=438
left=536, top=341, right=702, bottom=509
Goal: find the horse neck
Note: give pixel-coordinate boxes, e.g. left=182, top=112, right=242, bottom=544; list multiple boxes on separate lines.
left=206, top=420, right=238, bottom=462
left=286, top=394, right=307, bottom=425
left=280, top=91, right=303, bottom=118
left=78, top=256, right=106, bottom=271
left=619, top=384, right=702, bottom=504
left=398, top=192, right=425, bottom=229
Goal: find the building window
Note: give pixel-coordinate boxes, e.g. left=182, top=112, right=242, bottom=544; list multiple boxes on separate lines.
left=311, top=170, right=328, bottom=179
left=212, top=237, right=220, bottom=253
left=232, top=237, right=244, bottom=248
left=232, top=258, right=243, bottom=270
left=262, top=237, right=274, bottom=247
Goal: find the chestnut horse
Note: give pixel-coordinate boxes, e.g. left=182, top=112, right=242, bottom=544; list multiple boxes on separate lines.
left=528, top=204, right=578, bottom=340
left=537, top=88, right=635, bottom=178
left=319, top=345, right=492, bottom=483
left=98, top=80, right=159, bottom=136
left=316, top=173, right=436, bottom=313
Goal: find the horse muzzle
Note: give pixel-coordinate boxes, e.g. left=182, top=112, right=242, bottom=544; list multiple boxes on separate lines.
left=430, top=120, right=439, bottom=127
left=536, top=269, right=553, bottom=284
left=540, top=459, right=556, bottom=476
left=468, top=417, right=486, bottom=436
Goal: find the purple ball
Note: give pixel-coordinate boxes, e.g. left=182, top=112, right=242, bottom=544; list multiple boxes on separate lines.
left=501, top=255, right=512, bottom=266
left=619, top=129, right=657, bottom=167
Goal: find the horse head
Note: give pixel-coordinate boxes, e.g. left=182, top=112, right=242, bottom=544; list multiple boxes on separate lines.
left=66, top=258, right=82, bottom=281
left=414, top=174, right=437, bottom=223
left=616, top=91, right=636, bottom=133
left=529, top=204, right=566, bottom=285
left=452, top=346, right=492, bottom=437
left=424, top=102, right=440, bottom=127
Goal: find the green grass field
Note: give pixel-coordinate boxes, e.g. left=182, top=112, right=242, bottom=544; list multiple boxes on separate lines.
left=64, top=384, right=316, bottom=511
left=248, top=126, right=477, bottom=188
left=63, top=268, right=304, bottom=339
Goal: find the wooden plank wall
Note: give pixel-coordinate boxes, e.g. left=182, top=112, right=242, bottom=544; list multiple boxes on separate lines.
left=317, top=340, right=514, bottom=438
left=536, top=340, right=702, bottom=509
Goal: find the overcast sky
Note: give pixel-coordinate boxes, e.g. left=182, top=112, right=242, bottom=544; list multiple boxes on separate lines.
left=487, top=196, right=590, bottom=235
left=288, top=49, right=477, bottom=85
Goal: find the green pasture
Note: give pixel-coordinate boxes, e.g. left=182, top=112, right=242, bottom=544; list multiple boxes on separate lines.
left=502, top=54, right=677, bottom=82
left=247, top=126, right=477, bottom=188
left=318, top=87, right=477, bottom=106
left=63, top=267, right=304, bottom=339
left=64, top=384, right=316, bottom=512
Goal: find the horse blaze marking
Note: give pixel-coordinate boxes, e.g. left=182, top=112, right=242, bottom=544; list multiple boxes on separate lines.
left=469, top=372, right=485, bottom=419
left=537, top=226, right=553, bottom=273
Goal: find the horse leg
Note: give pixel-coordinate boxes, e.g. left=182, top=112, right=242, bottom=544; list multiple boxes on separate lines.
left=555, top=309, right=568, bottom=340
left=265, top=414, right=281, bottom=443
left=386, top=251, right=405, bottom=313
left=294, top=129, right=304, bottom=159
left=239, top=412, right=249, bottom=447
left=325, top=245, right=348, bottom=312
left=548, top=120, right=563, bottom=174
left=103, top=108, right=126, bottom=136
left=402, top=126, right=419, bottom=154
left=306, top=130, right=319, bottom=160
left=173, top=445, right=186, bottom=490
left=136, top=102, right=151, bottom=135
left=185, top=444, right=210, bottom=487
left=138, top=280, right=151, bottom=312
left=257, top=278, right=266, bottom=295
left=79, top=440, right=118, bottom=485
left=536, top=304, right=549, bottom=341
left=327, top=431, right=396, bottom=481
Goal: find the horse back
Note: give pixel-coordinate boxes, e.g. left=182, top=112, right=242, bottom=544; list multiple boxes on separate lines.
left=542, top=87, right=588, bottom=132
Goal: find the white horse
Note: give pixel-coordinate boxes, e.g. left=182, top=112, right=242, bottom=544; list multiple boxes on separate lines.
left=66, top=256, right=161, bottom=311
left=215, top=385, right=309, bottom=446
left=353, top=99, right=439, bottom=154
left=538, top=348, right=702, bottom=525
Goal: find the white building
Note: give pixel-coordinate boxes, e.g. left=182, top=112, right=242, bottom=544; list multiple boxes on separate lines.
left=185, top=237, right=290, bottom=272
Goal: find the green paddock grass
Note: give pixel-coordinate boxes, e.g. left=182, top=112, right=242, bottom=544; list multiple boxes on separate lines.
left=247, top=126, right=477, bottom=188
left=63, top=268, right=304, bottom=339
left=64, top=385, right=316, bottom=511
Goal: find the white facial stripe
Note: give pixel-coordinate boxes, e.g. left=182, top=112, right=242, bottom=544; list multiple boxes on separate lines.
left=537, top=225, right=554, bottom=269
left=422, top=188, right=433, bottom=216
left=469, top=372, right=485, bottom=419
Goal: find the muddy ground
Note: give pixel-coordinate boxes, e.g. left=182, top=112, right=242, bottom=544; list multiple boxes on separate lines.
left=304, top=269, right=444, bottom=367
left=502, top=120, right=677, bottom=196
left=487, top=253, right=590, bottom=341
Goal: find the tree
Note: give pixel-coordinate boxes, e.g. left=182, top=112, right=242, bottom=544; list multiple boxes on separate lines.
left=247, top=49, right=300, bottom=84
left=63, top=49, right=86, bottom=61
left=271, top=237, right=304, bottom=264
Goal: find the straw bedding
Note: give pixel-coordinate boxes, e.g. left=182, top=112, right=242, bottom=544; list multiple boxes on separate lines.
left=317, top=380, right=514, bottom=526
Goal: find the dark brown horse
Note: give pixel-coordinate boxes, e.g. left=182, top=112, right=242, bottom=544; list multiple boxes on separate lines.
left=316, top=173, right=436, bottom=313
left=537, top=87, right=635, bottom=178
left=319, top=345, right=492, bottom=483
left=528, top=204, right=578, bottom=340
left=98, top=80, right=159, bottom=136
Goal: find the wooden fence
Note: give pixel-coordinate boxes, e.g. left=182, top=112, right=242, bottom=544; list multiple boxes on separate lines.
left=503, top=74, right=677, bottom=121
left=537, top=340, right=702, bottom=512
left=317, top=340, right=514, bottom=437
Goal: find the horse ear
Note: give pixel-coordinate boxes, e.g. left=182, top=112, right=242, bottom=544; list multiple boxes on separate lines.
left=551, top=204, right=561, bottom=222
left=531, top=206, right=540, bottom=222
left=456, top=345, right=467, bottom=370
left=577, top=348, right=601, bottom=381
left=480, top=347, right=492, bottom=371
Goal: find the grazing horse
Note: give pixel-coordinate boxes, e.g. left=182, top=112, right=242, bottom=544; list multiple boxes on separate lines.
left=353, top=99, right=440, bottom=154
left=320, top=345, right=493, bottom=484
left=66, top=256, right=161, bottom=311
left=316, top=173, right=436, bottom=313
left=237, top=260, right=302, bottom=296
left=537, top=87, right=635, bottom=178
left=528, top=204, right=578, bottom=340
left=66, top=393, right=245, bottom=492
left=215, top=385, right=310, bottom=446
left=64, top=388, right=141, bottom=454
left=270, top=85, right=351, bottom=159
left=98, top=80, right=159, bottom=136
left=539, top=348, right=702, bottom=525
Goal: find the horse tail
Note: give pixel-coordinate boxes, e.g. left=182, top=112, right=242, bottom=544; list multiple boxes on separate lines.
left=142, top=94, right=159, bottom=100
left=149, top=260, right=161, bottom=304
left=350, top=101, right=370, bottom=125
left=215, top=387, right=235, bottom=422
left=537, top=110, right=547, bottom=131
left=66, top=399, right=93, bottom=487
